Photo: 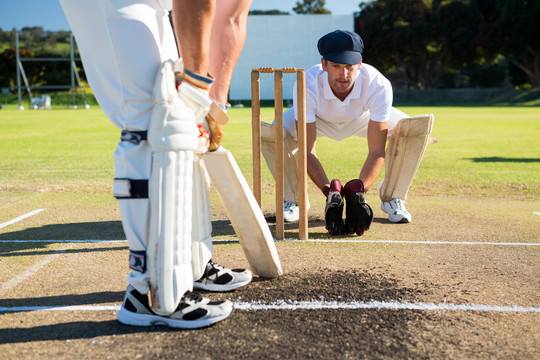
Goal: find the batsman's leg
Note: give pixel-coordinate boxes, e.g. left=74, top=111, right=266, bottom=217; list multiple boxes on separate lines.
left=59, top=0, right=180, bottom=297
left=60, top=0, right=234, bottom=326
left=146, top=60, right=201, bottom=315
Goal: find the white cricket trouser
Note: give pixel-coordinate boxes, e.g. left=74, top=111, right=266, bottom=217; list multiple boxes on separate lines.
left=282, top=107, right=409, bottom=141
left=272, top=107, right=409, bottom=203
left=59, top=0, right=211, bottom=293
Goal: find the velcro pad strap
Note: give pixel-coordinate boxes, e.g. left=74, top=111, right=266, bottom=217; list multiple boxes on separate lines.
left=121, top=130, right=148, bottom=145
left=129, top=250, right=146, bottom=273
left=113, top=178, right=149, bottom=199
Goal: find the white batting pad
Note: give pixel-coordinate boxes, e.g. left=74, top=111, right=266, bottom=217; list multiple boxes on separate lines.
left=379, top=114, right=434, bottom=202
left=148, top=60, right=199, bottom=153
left=146, top=60, right=199, bottom=315
left=203, top=147, right=283, bottom=278
left=191, top=156, right=213, bottom=280
left=147, top=151, right=194, bottom=315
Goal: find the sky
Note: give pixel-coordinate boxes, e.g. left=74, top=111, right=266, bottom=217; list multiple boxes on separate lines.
left=0, top=0, right=362, bottom=32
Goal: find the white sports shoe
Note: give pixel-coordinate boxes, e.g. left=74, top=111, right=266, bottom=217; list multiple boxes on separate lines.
left=283, top=201, right=299, bottom=222
left=381, top=198, right=411, bottom=223
left=193, top=260, right=252, bottom=292
left=117, top=285, right=233, bottom=329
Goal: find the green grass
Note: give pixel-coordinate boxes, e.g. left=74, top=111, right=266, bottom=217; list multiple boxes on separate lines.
left=0, top=106, right=539, bottom=200
left=226, top=106, right=540, bottom=198
left=394, top=106, right=540, bottom=197
left=394, top=88, right=540, bottom=106
left=0, top=109, right=117, bottom=192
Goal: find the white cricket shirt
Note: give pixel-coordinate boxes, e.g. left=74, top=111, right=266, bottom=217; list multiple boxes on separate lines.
left=294, top=63, right=393, bottom=124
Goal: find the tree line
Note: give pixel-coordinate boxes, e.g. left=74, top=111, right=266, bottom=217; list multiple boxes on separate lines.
left=0, top=0, right=538, bottom=93
left=0, top=27, right=76, bottom=92
left=355, top=0, right=540, bottom=89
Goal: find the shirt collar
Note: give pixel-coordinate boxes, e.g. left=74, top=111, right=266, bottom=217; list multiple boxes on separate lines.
left=322, top=69, right=362, bottom=105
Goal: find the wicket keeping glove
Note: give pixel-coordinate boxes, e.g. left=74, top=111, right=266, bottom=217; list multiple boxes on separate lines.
left=323, top=179, right=345, bottom=235
left=343, top=179, right=373, bottom=236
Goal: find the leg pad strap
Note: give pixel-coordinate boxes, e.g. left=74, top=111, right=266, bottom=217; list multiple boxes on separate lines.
left=121, top=130, right=148, bottom=145
left=113, top=179, right=149, bottom=199
left=129, top=250, right=146, bottom=273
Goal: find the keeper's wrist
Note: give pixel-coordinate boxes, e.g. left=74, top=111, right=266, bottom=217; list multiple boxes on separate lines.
left=322, top=186, right=330, bottom=197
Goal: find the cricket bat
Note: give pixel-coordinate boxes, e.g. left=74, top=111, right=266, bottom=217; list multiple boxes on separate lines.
left=203, top=146, right=283, bottom=278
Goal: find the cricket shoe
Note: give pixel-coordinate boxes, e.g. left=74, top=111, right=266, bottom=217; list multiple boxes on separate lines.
left=193, top=260, right=252, bottom=292
left=117, top=285, right=233, bottom=329
left=381, top=198, right=411, bottom=223
left=283, top=201, right=299, bottom=222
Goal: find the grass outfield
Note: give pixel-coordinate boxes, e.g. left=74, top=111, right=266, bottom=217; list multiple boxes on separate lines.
left=0, top=106, right=538, bottom=199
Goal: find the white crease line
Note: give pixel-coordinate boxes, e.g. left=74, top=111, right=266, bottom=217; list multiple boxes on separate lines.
left=1, top=300, right=539, bottom=314
left=0, top=239, right=539, bottom=246
left=235, top=300, right=540, bottom=313
left=215, top=239, right=540, bottom=246
left=0, top=245, right=72, bottom=295
left=290, top=239, right=540, bottom=246
left=0, top=208, right=46, bottom=229
left=0, top=305, right=121, bottom=312
left=533, top=211, right=540, bottom=217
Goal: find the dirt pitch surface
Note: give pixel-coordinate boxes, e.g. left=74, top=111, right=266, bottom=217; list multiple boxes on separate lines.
left=1, top=192, right=539, bottom=359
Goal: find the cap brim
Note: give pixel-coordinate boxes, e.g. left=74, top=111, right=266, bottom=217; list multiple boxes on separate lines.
left=323, top=51, right=362, bottom=65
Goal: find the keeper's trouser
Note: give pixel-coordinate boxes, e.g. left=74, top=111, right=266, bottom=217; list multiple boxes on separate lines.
left=262, top=107, right=409, bottom=204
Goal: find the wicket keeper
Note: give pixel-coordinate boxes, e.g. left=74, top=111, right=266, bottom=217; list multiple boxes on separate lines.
left=261, top=30, right=434, bottom=235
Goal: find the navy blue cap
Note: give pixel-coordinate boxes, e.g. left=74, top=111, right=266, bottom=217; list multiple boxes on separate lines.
left=317, top=30, right=364, bottom=65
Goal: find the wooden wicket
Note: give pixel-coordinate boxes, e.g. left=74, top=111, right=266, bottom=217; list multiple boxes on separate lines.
left=251, top=67, right=308, bottom=240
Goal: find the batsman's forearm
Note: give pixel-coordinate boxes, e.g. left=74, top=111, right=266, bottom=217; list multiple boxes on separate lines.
left=209, top=0, right=251, bottom=104
left=172, top=0, right=215, bottom=76
left=359, top=154, right=384, bottom=191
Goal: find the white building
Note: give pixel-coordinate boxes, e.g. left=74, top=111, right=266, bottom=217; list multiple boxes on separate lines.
left=229, top=14, right=355, bottom=100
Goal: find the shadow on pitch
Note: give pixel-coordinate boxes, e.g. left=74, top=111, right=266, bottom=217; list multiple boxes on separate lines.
left=0, top=219, right=251, bottom=244
left=0, top=319, right=198, bottom=343
left=0, top=215, right=400, bottom=248
left=466, top=156, right=540, bottom=163
left=0, top=246, right=128, bottom=257
left=0, top=221, right=126, bottom=242
left=0, top=291, right=124, bottom=308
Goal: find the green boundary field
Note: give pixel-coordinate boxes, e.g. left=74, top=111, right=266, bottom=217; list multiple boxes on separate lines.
left=0, top=106, right=538, bottom=199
